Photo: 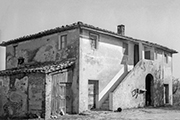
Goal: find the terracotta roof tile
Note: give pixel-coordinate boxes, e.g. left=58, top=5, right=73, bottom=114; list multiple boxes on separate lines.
left=0, top=21, right=178, bottom=53
left=0, top=58, right=75, bottom=76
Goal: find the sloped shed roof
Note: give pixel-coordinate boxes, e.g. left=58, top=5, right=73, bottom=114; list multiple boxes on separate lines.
left=0, top=22, right=178, bottom=53
left=0, top=59, right=75, bottom=76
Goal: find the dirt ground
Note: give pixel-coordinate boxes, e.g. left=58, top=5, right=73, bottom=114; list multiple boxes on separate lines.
left=48, top=106, right=180, bottom=120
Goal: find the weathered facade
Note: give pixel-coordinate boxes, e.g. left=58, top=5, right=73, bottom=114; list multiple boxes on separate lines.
left=0, top=22, right=177, bottom=119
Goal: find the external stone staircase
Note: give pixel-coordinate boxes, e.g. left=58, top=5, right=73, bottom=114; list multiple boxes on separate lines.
left=100, top=97, right=109, bottom=110
left=99, top=70, right=130, bottom=110
left=99, top=60, right=154, bottom=110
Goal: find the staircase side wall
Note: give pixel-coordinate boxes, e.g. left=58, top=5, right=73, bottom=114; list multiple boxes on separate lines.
left=112, top=59, right=173, bottom=110
left=0, top=73, right=45, bottom=119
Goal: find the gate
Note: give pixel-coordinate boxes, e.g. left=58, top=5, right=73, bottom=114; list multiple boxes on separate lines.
left=51, top=72, right=72, bottom=115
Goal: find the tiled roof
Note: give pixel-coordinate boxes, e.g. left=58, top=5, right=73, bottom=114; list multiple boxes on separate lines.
left=0, top=59, right=75, bottom=76
left=0, top=21, right=178, bottom=53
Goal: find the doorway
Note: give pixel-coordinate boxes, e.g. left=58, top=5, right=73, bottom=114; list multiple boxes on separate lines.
left=134, top=44, right=139, bottom=66
left=145, top=74, right=154, bottom=106
left=88, top=80, right=99, bottom=110
left=51, top=72, right=72, bottom=115
left=164, top=84, right=169, bottom=104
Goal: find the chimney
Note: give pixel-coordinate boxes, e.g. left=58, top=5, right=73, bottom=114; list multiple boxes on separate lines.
left=117, top=25, right=125, bottom=36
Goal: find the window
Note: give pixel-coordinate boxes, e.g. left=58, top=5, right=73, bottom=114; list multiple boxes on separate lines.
left=155, top=51, right=158, bottom=60
left=13, top=45, right=18, bottom=57
left=18, top=57, right=25, bottom=65
left=145, top=51, right=151, bottom=60
left=90, top=33, right=98, bottom=49
left=144, top=46, right=151, bottom=60
left=0, top=80, right=2, bottom=87
left=58, top=35, right=67, bottom=50
left=123, top=42, right=128, bottom=55
left=164, top=54, right=168, bottom=63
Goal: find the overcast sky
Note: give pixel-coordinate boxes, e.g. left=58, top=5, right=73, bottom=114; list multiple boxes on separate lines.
left=0, top=0, right=179, bottom=78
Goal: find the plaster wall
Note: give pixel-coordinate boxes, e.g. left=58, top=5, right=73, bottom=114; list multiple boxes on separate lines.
left=45, top=62, right=79, bottom=119
left=112, top=59, right=173, bottom=110
left=154, top=49, right=173, bottom=104
left=79, top=29, right=134, bottom=112
left=0, top=73, right=45, bottom=118
left=44, top=29, right=80, bottom=117
left=5, top=28, right=80, bottom=117
left=6, top=29, right=79, bottom=69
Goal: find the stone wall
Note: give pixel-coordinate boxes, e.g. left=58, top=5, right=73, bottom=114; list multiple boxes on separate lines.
left=0, top=73, right=45, bottom=119
left=6, top=29, right=79, bottom=69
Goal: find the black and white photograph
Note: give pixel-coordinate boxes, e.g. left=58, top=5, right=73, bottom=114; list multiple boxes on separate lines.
left=0, top=0, right=180, bottom=119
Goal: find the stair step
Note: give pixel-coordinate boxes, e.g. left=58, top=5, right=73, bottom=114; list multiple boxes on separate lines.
left=102, top=102, right=108, bottom=105
left=100, top=97, right=109, bottom=110
left=104, top=101, right=109, bottom=104
left=101, top=105, right=108, bottom=107
left=103, top=103, right=109, bottom=105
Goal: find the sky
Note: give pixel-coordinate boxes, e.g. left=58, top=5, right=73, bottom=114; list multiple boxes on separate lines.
left=0, top=0, right=179, bottom=78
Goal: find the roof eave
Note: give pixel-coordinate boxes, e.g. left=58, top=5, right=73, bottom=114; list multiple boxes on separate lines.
left=0, top=21, right=178, bottom=54
left=0, top=58, right=75, bottom=76
left=0, top=23, right=80, bottom=46
left=80, top=25, right=178, bottom=54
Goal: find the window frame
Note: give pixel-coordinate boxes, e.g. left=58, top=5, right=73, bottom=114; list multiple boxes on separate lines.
left=89, top=33, right=99, bottom=49
left=58, top=34, right=67, bottom=50
left=0, top=80, right=3, bottom=87
left=13, top=45, right=18, bottom=57
left=155, top=51, right=158, bottom=60
left=164, top=53, right=168, bottom=63
left=123, top=42, right=128, bottom=55
left=144, top=46, right=152, bottom=60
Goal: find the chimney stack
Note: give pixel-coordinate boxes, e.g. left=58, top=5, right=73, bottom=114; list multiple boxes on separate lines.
left=117, top=25, right=125, bottom=36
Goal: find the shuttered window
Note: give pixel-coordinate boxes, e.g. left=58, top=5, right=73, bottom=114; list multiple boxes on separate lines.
left=58, top=35, right=67, bottom=50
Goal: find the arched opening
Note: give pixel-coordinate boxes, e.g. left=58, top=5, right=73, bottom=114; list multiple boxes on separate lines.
left=145, top=74, right=154, bottom=106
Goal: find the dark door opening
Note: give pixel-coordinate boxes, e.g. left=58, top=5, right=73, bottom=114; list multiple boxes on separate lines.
left=145, top=74, right=153, bottom=106
left=88, top=80, right=99, bottom=110
left=134, top=44, right=139, bottom=66
left=164, top=84, right=169, bottom=104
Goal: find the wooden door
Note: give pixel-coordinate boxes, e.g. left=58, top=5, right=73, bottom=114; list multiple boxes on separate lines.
left=88, top=80, right=98, bottom=109
left=51, top=73, right=66, bottom=115
left=65, top=83, right=72, bottom=113
left=51, top=72, right=72, bottom=115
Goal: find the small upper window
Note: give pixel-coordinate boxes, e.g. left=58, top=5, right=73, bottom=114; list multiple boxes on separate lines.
left=165, top=54, right=168, bottom=63
left=18, top=57, right=25, bottom=65
left=123, top=42, right=128, bottom=55
left=90, top=33, right=99, bottom=49
left=0, top=80, right=3, bottom=86
left=144, top=46, right=152, bottom=60
left=58, top=35, right=67, bottom=50
left=155, top=51, right=158, bottom=60
left=13, top=45, right=18, bottom=57
left=145, top=51, right=151, bottom=60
